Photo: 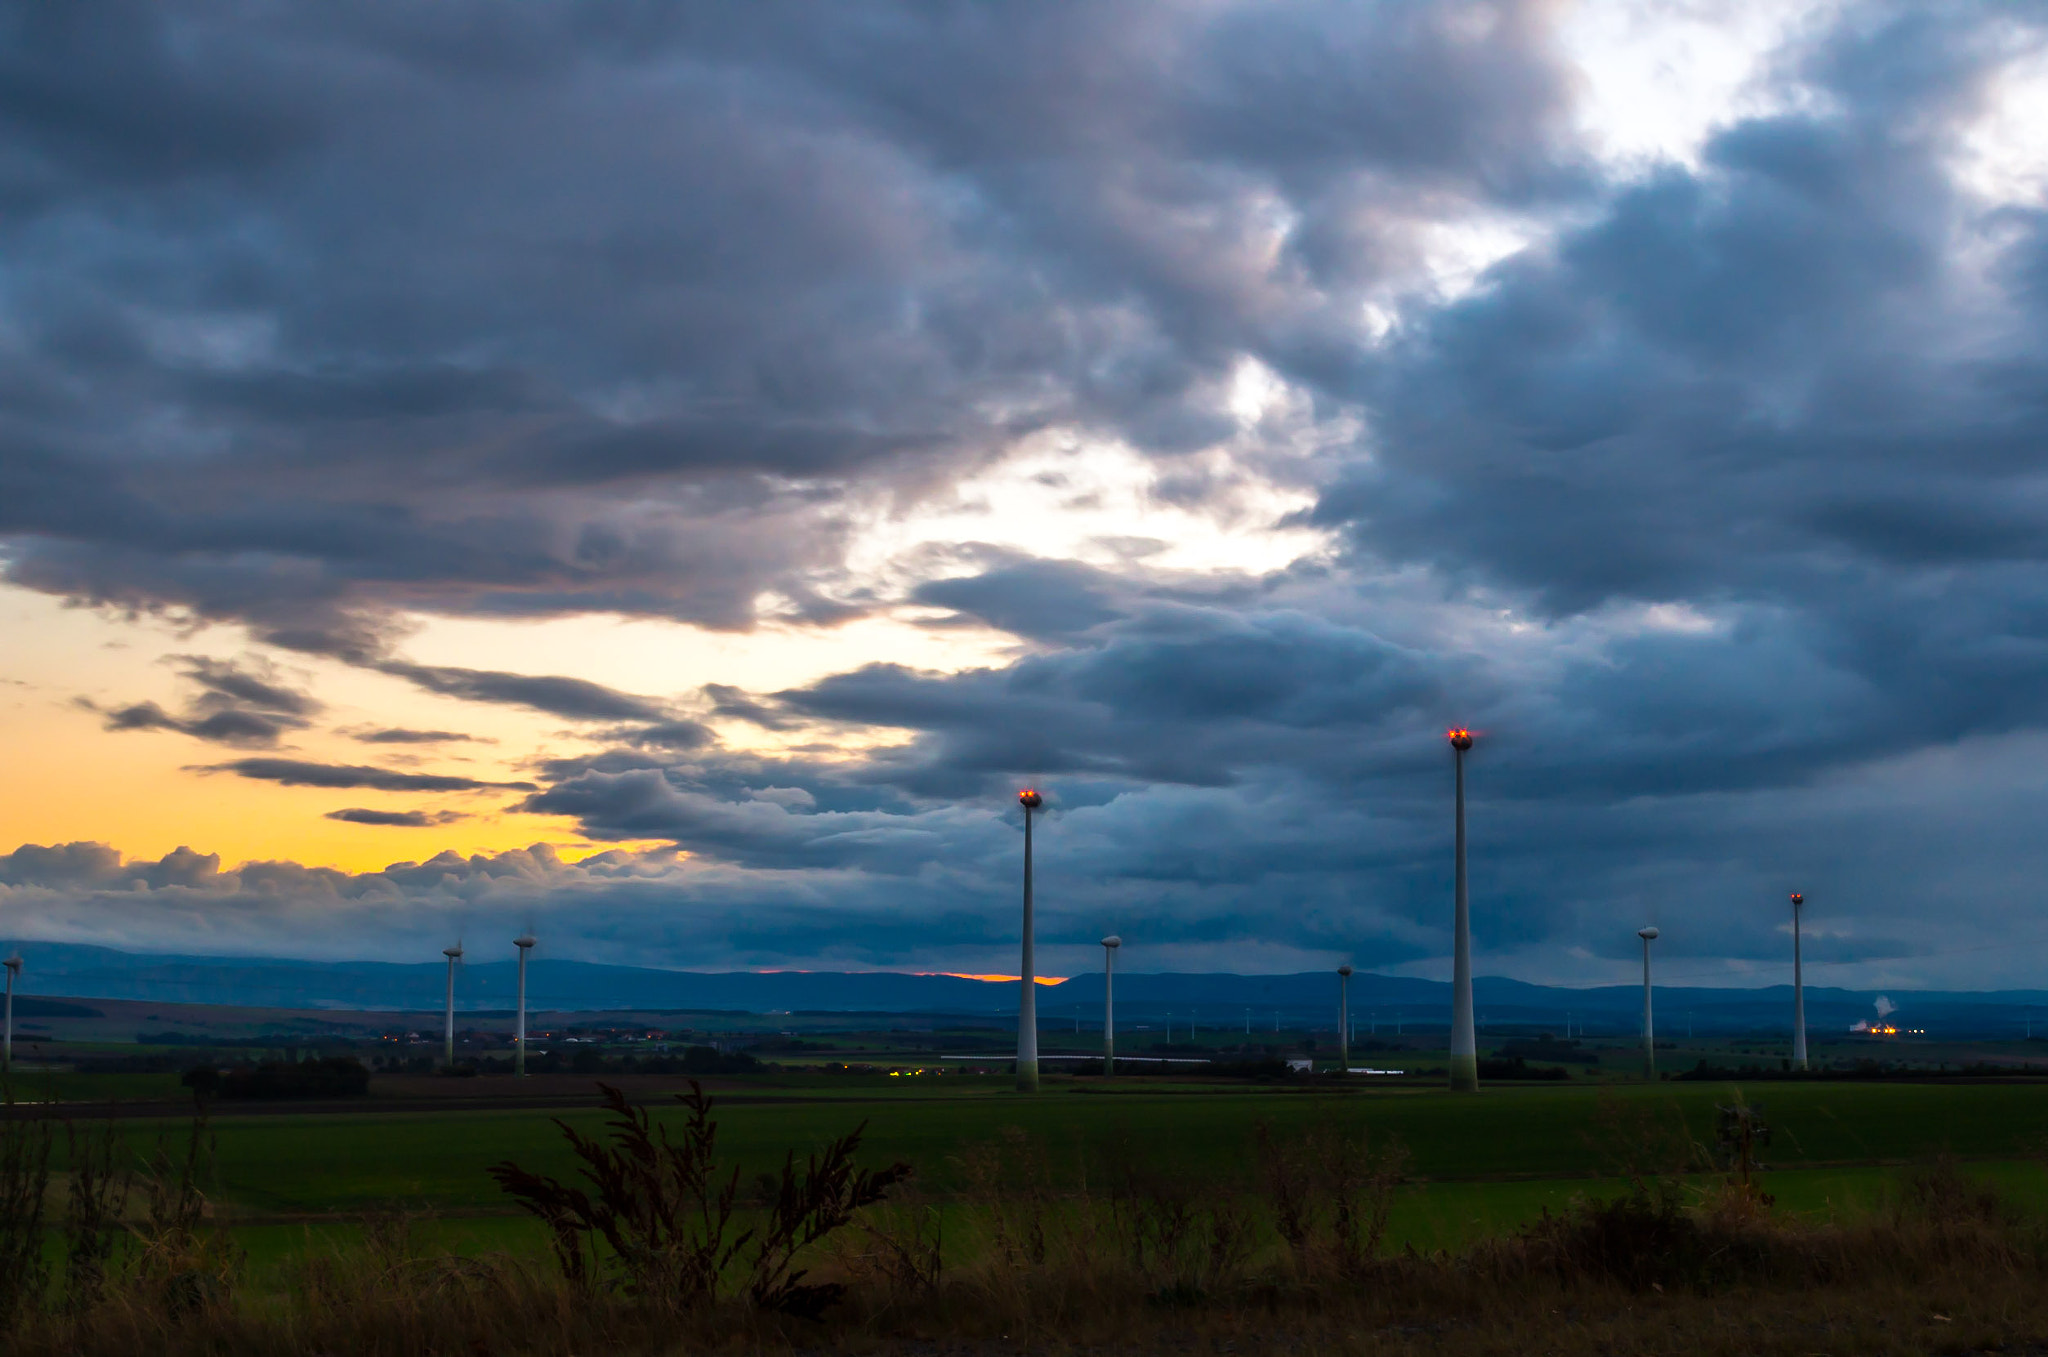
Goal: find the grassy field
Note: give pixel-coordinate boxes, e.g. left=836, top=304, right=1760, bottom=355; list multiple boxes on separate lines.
left=10, top=1071, right=2048, bottom=1354
left=17, top=1072, right=2047, bottom=1256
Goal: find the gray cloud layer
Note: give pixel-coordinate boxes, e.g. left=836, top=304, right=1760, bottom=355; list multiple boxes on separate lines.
left=7, top=3, right=2048, bottom=985
left=204, top=758, right=532, bottom=794
left=88, top=654, right=320, bottom=748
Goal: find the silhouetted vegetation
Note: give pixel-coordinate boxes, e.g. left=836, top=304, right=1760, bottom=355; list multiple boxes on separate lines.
left=1476, top=1055, right=1570, bottom=1080
left=1496, top=1034, right=1600, bottom=1065
left=212, top=1057, right=370, bottom=1099
left=8, top=999, right=102, bottom=1019
left=1676, top=1056, right=2047, bottom=1081
left=487, top=1081, right=909, bottom=1317
left=4, top=1090, right=2048, bottom=1355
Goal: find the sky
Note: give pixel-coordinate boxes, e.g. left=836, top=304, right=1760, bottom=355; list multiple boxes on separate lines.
left=7, top=0, right=2048, bottom=989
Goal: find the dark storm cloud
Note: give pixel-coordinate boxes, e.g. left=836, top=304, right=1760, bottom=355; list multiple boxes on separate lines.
left=612, top=719, right=717, bottom=751
left=0, top=0, right=1578, bottom=641
left=16, top=2, right=2048, bottom=987
left=912, top=558, right=1128, bottom=640
left=1317, top=8, right=2048, bottom=613
left=324, top=807, right=469, bottom=827
left=206, top=758, right=532, bottom=793
left=702, top=684, right=799, bottom=731
left=373, top=662, right=671, bottom=722
left=776, top=605, right=1453, bottom=795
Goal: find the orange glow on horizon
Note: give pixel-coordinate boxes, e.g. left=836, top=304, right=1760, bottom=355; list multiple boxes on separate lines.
left=748, top=970, right=1068, bottom=984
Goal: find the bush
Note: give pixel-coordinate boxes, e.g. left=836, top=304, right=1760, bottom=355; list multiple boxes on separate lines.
left=1502, top=1182, right=1715, bottom=1289
left=679, top=1045, right=763, bottom=1075
left=216, top=1057, right=369, bottom=1100
left=1205, top=1057, right=1294, bottom=1080
left=1255, top=1116, right=1407, bottom=1279
left=1476, top=1055, right=1569, bottom=1080
left=487, top=1081, right=909, bottom=1318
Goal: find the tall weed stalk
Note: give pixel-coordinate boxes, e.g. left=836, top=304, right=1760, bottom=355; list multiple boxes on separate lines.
left=0, top=1115, right=52, bottom=1325
left=129, top=1109, right=239, bottom=1319
left=1255, top=1114, right=1408, bottom=1279
left=488, top=1079, right=909, bottom=1317
left=63, top=1120, right=130, bottom=1312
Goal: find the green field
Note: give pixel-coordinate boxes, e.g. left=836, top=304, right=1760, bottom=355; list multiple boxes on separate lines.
left=21, top=1072, right=2048, bottom=1269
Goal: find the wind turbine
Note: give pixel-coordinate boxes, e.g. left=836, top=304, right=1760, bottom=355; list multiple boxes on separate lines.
left=1637, top=927, right=1660, bottom=1080
left=514, top=933, right=537, bottom=1076
left=1337, top=964, right=1353, bottom=1072
left=1015, top=789, right=1042, bottom=1093
left=441, top=943, right=463, bottom=1068
left=1448, top=728, right=1478, bottom=1092
left=1789, top=893, right=1808, bottom=1071
left=2, top=953, right=19, bottom=1075
left=1101, top=935, right=1120, bottom=1076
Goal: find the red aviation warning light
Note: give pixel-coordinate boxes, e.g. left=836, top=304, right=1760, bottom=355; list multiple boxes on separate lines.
left=1447, top=728, right=1473, bottom=750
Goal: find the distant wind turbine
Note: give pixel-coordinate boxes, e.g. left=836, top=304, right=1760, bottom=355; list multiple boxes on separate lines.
left=514, top=933, right=537, bottom=1076
left=1101, top=935, right=1120, bottom=1076
left=2, top=953, right=20, bottom=1074
left=442, top=943, right=463, bottom=1068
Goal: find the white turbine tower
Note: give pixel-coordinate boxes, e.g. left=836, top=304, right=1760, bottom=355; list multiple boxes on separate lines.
left=442, top=943, right=463, bottom=1068
left=1789, top=892, right=1808, bottom=1070
left=514, top=934, right=537, bottom=1077
left=1637, top=927, right=1660, bottom=1079
left=2, top=953, right=20, bottom=1075
left=1015, top=788, right=1043, bottom=1093
left=1101, top=935, right=1120, bottom=1076
left=1337, top=964, right=1353, bottom=1073
left=1448, top=728, right=1478, bottom=1092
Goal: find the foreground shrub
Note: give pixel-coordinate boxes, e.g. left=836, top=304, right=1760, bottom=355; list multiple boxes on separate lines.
left=487, top=1080, right=909, bottom=1317
left=129, top=1112, right=241, bottom=1319
left=1255, top=1116, right=1408, bottom=1280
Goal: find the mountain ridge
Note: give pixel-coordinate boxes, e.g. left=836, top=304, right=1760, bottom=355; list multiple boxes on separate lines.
left=1, top=941, right=2041, bottom=1035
